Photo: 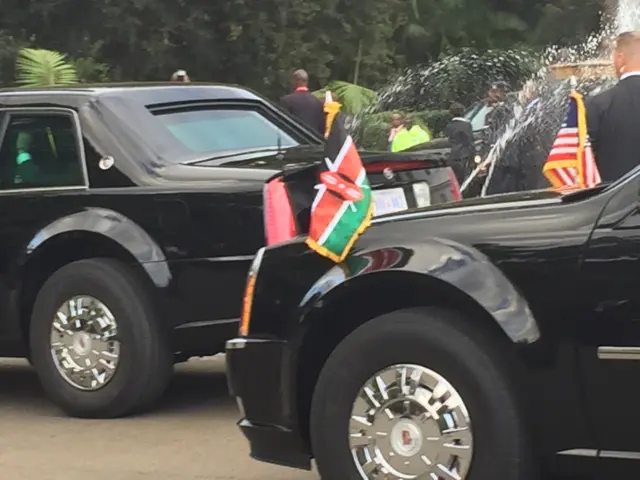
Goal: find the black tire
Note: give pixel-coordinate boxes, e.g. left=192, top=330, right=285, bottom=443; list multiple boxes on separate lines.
left=310, top=307, right=538, bottom=480
left=29, top=258, right=173, bottom=418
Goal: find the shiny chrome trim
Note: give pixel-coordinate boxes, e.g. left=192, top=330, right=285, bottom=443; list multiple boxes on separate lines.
left=50, top=295, right=120, bottom=391
left=557, top=449, right=597, bottom=457
left=371, top=197, right=561, bottom=225
left=225, top=337, right=274, bottom=350
left=206, top=255, right=256, bottom=262
left=0, top=107, right=90, bottom=192
left=226, top=338, right=248, bottom=350
left=557, top=448, right=640, bottom=460
left=0, top=90, right=94, bottom=97
left=0, top=185, right=87, bottom=195
left=349, top=363, right=473, bottom=479
left=597, top=346, right=640, bottom=360
left=175, top=318, right=239, bottom=329
left=601, top=450, right=640, bottom=460
left=235, top=396, right=246, bottom=416
left=250, top=246, right=266, bottom=274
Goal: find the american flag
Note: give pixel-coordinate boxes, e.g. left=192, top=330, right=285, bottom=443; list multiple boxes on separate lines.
left=543, top=91, right=601, bottom=189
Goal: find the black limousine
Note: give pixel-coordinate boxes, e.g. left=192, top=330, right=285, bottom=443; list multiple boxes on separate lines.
left=227, top=167, right=640, bottom=478
left=0, top=83, right=461, bottom=418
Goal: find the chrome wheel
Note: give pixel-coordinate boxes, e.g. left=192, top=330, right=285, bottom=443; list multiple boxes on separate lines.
left=50, top=295, right=120, bottom=391
left=349, top=364, right=473, bottom=480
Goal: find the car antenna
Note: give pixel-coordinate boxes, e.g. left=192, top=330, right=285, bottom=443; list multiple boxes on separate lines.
left=275, top=126, right=285, bottom=162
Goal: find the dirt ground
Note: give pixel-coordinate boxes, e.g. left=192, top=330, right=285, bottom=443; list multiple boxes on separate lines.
left=0, top=356, right=315, bottom=480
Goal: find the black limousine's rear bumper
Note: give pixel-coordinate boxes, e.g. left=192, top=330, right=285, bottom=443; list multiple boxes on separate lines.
left=225, top=337, right=312, bottom=470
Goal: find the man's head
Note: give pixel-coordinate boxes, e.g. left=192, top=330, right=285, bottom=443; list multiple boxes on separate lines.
left=519, top=80, right=538, bottom=105
left=171, top=70, right=190, bottom=82
left=450, top=102, right=465, bottom=117
left=613, top=31, right=640, bottom=77
left=390, top=113, right=404, bottom=129
left=488, top=80, right=509, bottom=104
left=292, top=69, right=309, bottom=89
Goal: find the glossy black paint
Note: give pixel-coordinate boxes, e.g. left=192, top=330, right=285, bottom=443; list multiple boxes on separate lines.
left=226, top=170, right=640, bottom=477
left=0, top=83, right=320, bottom=357
left=0, top=83, right=465, bottom=358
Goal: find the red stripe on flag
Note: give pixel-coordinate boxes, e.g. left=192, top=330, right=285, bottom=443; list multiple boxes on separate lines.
left=308, top=193, right=344, bottom=241
left=335, top=140, right=363, bottom=182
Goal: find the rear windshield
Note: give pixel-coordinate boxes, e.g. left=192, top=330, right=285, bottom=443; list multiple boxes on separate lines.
left=153, top=108, right=300, bottom=156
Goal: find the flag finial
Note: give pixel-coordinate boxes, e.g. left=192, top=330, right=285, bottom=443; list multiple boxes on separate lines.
left=323, top=90, right=342, bottom=138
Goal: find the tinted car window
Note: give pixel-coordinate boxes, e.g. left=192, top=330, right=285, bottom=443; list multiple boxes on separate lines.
left=0, top=113, right=85, bottom=190
left=465, top=103, right=494, bottom=131
left=154, top=108, right=300, bottom=155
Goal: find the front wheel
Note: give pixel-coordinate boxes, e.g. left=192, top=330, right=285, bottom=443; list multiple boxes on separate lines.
left=29, top=258, right=173, bottom=418
left=310, top=307, right=538, bottom=480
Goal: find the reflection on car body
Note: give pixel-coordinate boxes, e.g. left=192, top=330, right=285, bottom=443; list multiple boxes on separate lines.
left=226, top=168, right=640, bottom=478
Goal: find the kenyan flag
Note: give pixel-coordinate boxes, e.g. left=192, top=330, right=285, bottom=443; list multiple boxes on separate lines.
left=305, top=92, right=373, bottom=263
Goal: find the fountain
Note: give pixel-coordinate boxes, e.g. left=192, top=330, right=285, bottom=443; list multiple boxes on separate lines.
left=618, top=0, right=640, bottom=32
left=548, top=61, right=614, bottom=80
left=475, top=0, right=640, bottom=196
left=356, top=0, right=640, bottom=196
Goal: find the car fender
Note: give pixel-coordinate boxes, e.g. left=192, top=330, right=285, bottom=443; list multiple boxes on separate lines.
left=298, top=239, right=540, bottom=344
left=19, top=207, right=171, bottom=288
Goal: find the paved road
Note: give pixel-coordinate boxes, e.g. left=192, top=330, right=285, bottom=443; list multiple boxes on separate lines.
left=0, top=356, right=315, bottom=480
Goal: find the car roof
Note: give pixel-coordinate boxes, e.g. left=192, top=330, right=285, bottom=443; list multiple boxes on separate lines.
left=0, top=82, right=264, bottom=105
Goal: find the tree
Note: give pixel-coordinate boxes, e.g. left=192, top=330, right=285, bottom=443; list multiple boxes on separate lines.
left=395, top=0, right=529, bottom=65
left=0, top=0, right=604, bottom=92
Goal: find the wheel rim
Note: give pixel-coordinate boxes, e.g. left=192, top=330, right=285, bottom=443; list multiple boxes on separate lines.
left=49, top=295, right=120, bottom=391
left=349, top=364, right=473, bottom=480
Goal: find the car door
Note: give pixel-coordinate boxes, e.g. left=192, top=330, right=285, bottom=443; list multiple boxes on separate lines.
left=0, top=107, right=88, bottom=352
left=578, top=173, right=640, bottom=457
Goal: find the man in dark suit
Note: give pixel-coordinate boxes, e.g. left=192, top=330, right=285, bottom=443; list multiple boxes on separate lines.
left=444, top=102, right=476, bottom=183
left=280, top=69, right=325, bottom=136
left=587, top=31, right=640, bottom=182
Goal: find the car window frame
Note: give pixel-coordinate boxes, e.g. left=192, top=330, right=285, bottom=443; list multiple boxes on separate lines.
left=0, top=107, right=90, bottom=194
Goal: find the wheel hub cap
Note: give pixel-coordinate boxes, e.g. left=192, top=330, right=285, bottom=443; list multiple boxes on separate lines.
left=390, top=419, right=423, bottom=457
left=349, top=364, right=473, bottom=480
left=49, top=295, right=120, bottom=391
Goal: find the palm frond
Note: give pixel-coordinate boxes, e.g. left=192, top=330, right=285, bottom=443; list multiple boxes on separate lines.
left=313, top=81, right=378, bottom=116
left=326, top=81, right=378, bottom=116
left=15, top=48, right=78, bottom=87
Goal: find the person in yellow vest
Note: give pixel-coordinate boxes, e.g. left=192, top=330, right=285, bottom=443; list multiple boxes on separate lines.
left=407, top=118, right=431, bottom=145
left=390, top=115, right=432, bottom=152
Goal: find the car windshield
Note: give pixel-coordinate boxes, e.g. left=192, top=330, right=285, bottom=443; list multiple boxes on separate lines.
left=153, top=108, right=300, bottom=157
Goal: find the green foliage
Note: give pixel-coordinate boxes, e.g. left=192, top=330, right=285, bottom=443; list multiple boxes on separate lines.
left=0, top=0, right=602, bottom=97
left=412, top=110, right=453, bottom=135
left=314, top=81, right=379, bottom=116
left=73, top=57, right=111, bottom=83
left=15, top=48, right=78, bottom=86
left=396, top=0, right=530, bottom=65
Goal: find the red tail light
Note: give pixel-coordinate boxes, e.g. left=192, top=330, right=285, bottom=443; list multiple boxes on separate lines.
left=448, top=168, right=462, bottom=201
left=365, top=161, right=431, bottom=173
left=263, top=177, right=297, bottom=246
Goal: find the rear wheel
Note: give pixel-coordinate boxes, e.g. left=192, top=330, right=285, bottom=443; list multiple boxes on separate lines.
left=29, top=258, right=173, bottom=418
left=310, top=307, right=537, bottom=480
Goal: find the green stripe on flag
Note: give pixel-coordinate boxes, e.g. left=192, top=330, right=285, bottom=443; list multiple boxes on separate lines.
left=316, top=170, right=372, bottom=258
